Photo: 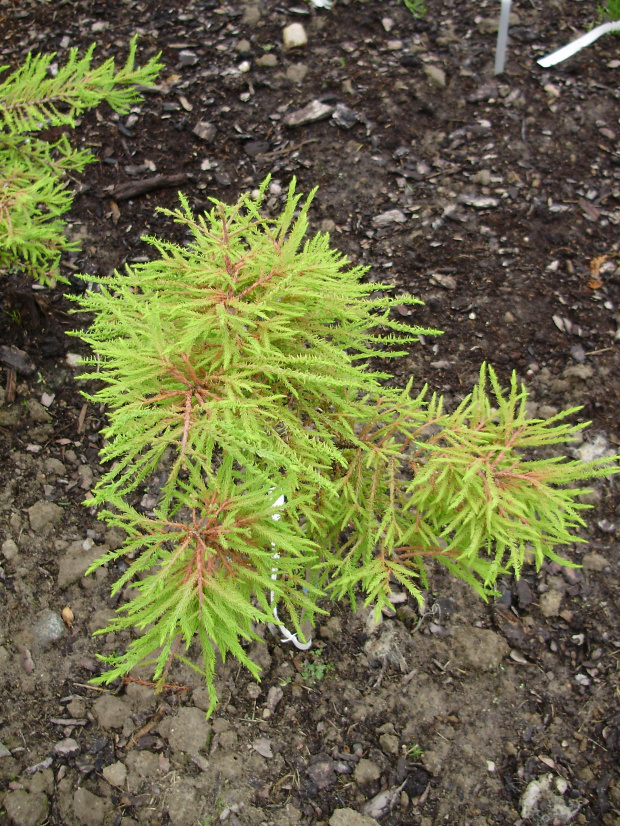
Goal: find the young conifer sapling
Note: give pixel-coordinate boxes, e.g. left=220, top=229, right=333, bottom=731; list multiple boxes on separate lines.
left=72, top=179, right=615, bottom=715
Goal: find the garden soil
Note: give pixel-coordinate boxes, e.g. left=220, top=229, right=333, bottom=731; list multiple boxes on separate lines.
left=1, top=0, right=620, bottom=824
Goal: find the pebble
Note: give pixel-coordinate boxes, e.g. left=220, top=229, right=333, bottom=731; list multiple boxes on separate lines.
left=31, top=609, right=66, bottom=650
left=424, top=65, right=446, bottom=88
left=2, top=537, right=19, bottom=560
left=0, top=345, right=36, bottom=375
left=192, top=121, right=217, bottom=142
left=460, top=194, right=500, bottom=209
left=53, top=738, right=80, bottom=757
left=330, top=810, right=380, bottom=826
left=73, top=787, right=111, bottom=826
left=26, top=399, right=51, bottom=423
left=28, top=500, right=63, bottom=532
left=3, top=789, right=49, bottom=826
left=539, top=590, right=562, bottom=618
left=332, top=103, right=359, bottom=129
left=472, top=169, right=492, bottom=185
left=57, top=541, right=105, bottom=589
left=102, top=760, right=127, bottom=787
left=283, top=22, right=308, bottom=50
left=307, top=757, right=337, bottom=789
left=178, top=49, right=198, bottom=66
left=44, top=457, right=66, bottom=476
left=283, top=99, right=333, bottom=127
left=256, top=53, right=278, bottom=68
left=354, top=758, right=381, bottom=785
left=286, top=63, right=309, bottom=83
left=379, top=733, right=399, bottom=755
left=372, top=209, right=406, bottom=226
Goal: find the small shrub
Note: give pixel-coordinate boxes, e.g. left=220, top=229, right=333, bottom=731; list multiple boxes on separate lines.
left=72, top=179, right=615, bottom=715
left=0, top=37, right=161, bottom=284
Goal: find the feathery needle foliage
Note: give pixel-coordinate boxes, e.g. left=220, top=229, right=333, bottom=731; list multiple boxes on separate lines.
left=72, top=179, right=616, bottom=714
left=0, top=37, right=161, bottom=284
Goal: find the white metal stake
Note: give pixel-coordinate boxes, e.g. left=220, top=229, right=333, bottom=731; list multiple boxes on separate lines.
left=494, top=0, right=512, bottom=75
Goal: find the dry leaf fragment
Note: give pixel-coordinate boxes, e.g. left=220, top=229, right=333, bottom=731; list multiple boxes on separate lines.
left=61, top=606, right=74, bottom=627
left=589, top=255, right=608, bottom=276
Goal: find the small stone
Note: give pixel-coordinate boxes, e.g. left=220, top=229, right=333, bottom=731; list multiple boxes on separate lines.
left=26, top=399, right=52, bottom=423
left=539, top=590, right=562, bottom=618
left=256, top=53, right=278, bottom=68
left=424, top=65, right=446, bottom=88
left=354, top=758, right=381, bottom=785
left=4, top=789, right=49, bottom=826
left=178, top=50, right=198, bottom=66
left=104, top=526, right=126, bottom=550
left=0, top=346, right=37, bottom=375
left=235, top=38, right=252, bottom=53
left=283, top=99, right=333, bottom=127
left=73, top=787, right=111, bottom=826
left=582, top=552, right=610, bottom=572
left=332, top=103, right=359, bottom=129
left=103, top=761, right=127, bottom=788
left=515, top=578, right=533, bottom=608
left=242, top=3, right=261, bottom=24
left=192, top=121, right=217, bottom=142
left=330, top=808, right=380, bottom=826
left=283, top=23, right=308, bottom=50
left=57, top=541, right=104, bottom=589
left=53, top=738, right=80, bottom=757
left=286, top=63, right=309, bottom=83
left=93, top=695, right=132, bottom=730
left=28, top=501, right=63, bottom=532
left=2, top=538, right=19, bottom=560
left=91, top=21, right=109, bottom=32
left=503, top=311, right=515, bottom=324
left=472, top=169, right=492, bottom=185
left=31, top=609, right=66, bottom=650
left=252, top=737, right=273, bottom=758
left=372, top=209, right=406, bottom=226
left=460, top=194, right=500, bottom=209
left=382, top=16, right=394, bottom=32
left=379, top=733, right=399, bottom=755
left=44, top=458, right=66, bottom=476
left=430, top=272, right=457, bottom=289
left=563, top=364, right=593, bottom=382
left=307, top=757, right=336, bottom=789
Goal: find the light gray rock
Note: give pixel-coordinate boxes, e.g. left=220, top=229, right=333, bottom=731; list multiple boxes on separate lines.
left=2, top=537, right=19, bottom=560
left=354, top=758, right=381, bottom=785
left=53, top=738, right=80, bottom=757
left=283, top=22, right=307, bottom=50
left=31, top=609, right=66, bottom=649
left=372, top=209, right=406, bottom=226
left=4, top=789, right=49, bottom=826
left=0, top=344, right=36, bottom=375
left=73, top=787, right=111, bottom=826
left=28, top=501, right=63, bottom=532
left=283, top=99, right=333, bottom=127
left=539, top=590, right=562, bottom=618
left=44, top=457, right=66, bottom=476
left=241, top=3, right=261, bottom=25
left=452, top=626, right=509, bottom=671
left=460, top=194, right=500, bottom=209
left=159, top=707, right=212, bottom=754
left=424, top=65, right=446, bottom=88
left=93, top=695, right=132, bottom=730
left=178, top=49, right=198, bottom=66
left=57, top=541, right=104, bottom=589
left=379, top=733, right=399, bottom=755
left=332, top=103, right=359, bottom=129
left=330, top=808, right=380, bottom=826
left=103, top=760, right=127, bottom=788
left=192, top=121, right=217, bottom=142
left=256, top=53, right=278, bottom=68
left=26, top=399, right=51, bottom=423
left=286, top=63, right=308, bottom=83
left=563, top=364, right=593, bottom=382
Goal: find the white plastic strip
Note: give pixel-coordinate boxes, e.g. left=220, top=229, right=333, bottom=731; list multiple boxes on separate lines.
left=269, top=493, right=312, bottom=650
left=494, top=0, right=512, bottom=75
left=538, top=20, right=620, bottom=68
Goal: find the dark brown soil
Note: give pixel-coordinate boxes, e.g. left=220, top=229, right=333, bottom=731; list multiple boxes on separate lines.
left=1, top=1, right=620, bottom=825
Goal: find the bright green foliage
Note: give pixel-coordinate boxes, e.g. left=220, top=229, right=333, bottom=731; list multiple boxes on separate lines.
left=0, top=37, right=161, bottom=284
left=597, top=0, right=620, bottom=22
left=403, top=0, right=427, bottom=18
left=72, top=180, right=615, bottom=714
